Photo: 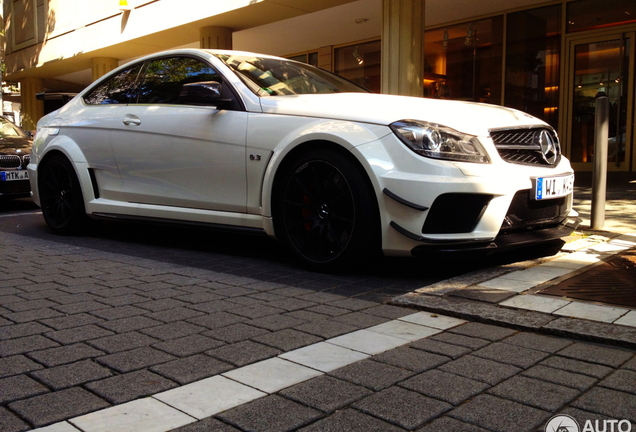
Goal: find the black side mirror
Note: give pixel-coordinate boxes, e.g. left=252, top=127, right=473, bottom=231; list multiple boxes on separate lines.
left=179, top=81, right=232, bottom=108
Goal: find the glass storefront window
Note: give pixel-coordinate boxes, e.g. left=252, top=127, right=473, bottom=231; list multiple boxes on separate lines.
left=570, top=37, right=630, bottom=163
left=567, top=0, right=636, bottom=33
left=334, top=40, right=381, bottom=93
left=424, top=17, right=503, bottom=103
left=504, top=5, right=561, bottom=129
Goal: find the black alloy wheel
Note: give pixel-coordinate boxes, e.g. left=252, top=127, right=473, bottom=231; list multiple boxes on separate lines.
left=277, top=149, right=378, bottom=269
left=39, top=155, right=87, bottom=234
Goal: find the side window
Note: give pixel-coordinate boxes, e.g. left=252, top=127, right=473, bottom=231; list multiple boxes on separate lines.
left=83, top=64, right=142, bottom=105
left=135, top=57, right=223, bottom=105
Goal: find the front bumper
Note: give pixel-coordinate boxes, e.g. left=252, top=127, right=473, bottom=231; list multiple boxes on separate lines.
left=409, top=211, right=580, bottom=256
left=355, top=132, right=579, bottom=257
left=0, top=179, right=31, bottom=198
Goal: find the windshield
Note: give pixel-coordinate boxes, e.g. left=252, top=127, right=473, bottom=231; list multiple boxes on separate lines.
left=215, top=54, right=368, bottom=96
left=0, top=118, right=27, bottom=138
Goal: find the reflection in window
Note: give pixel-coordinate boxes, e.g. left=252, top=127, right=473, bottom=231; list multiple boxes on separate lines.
left=570, top=38, right=630, bottom=164
left=424, top=17, right=503, bottom=103
left=287, top=52, right=319, bottom=67
left=218, top=55, right=366, bottom=96
left=567, top=0, right=636, bottom=33
left=83, top=64, right=142, bottom=105
left=505, top=5, right=561, bottom=129
left=0, top=118, right=26, bottom=138
left=136, top=57, right=221, bottom=105
left=334, top=40, right=381, bottom=93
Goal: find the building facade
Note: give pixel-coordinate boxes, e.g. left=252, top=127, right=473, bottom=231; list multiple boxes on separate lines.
left=3, top=0, right=636, bottom=172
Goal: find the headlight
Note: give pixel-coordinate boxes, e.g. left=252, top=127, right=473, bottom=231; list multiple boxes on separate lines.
left=390, top=120, right=489, bottom=163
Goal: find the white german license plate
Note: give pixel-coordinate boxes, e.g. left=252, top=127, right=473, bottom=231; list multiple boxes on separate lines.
left=534, top=174, right=574, bottom=200
left=0, top=170, right=29, bottom=181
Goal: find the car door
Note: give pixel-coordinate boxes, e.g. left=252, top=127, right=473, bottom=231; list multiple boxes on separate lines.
left=110, top=55, right=248, bottom=213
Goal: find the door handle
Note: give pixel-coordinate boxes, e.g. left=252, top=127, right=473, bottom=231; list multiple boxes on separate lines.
left=122, top=116, right=141, bottom=126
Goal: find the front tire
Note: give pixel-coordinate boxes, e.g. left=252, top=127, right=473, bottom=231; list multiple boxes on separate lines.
left=275, top=149, right=379, bottom=270
left=39, top=154, right=87, bottom=234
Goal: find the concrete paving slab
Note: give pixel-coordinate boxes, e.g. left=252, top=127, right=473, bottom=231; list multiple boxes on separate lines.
left=154, top=375, right=266, bottom=420
left=28, top=422, right=80, bottom=432
left=326, top=329, right=408, bottom=355
left=499, top=266, right=572, bottom=283
left=398, top=311, right=466, bottom=329
left=615, top=311, right=636, bottom=327
left=476, top=277, right=537, bottom=292
left=499, top=294, right=571, bottom=313
left=365, top=319, right=442, bottom=341
left=70, top=398, right=195, bottom=432
left=553, top=302, right=630, bottom=323
left=448, top=286, right=518, bottom=303
left=279, top=342, right=369, bottom=372
left=222, top=357, right=322, bottom=394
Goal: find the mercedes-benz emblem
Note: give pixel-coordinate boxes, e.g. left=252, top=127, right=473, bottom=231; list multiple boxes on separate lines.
left=536, top=130, right=558, bottom=165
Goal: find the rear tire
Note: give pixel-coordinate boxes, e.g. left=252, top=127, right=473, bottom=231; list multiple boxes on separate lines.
left=39, top=154, right=87, bottom=234
left=275, top=149, right=379, bottom=271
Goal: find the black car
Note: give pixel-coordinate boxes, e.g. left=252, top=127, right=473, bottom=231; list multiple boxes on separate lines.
left=0, top=117, right=32, bottom=200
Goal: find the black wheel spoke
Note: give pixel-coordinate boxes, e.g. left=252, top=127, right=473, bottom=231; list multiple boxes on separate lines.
left=282, top=159, right=356, bottom=264
left=293, top=175, right=317, bottom=202
left=325, top=223, right=346, bottom=251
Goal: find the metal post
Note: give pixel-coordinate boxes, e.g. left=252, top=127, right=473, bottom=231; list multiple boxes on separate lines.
left=591, top=92, right=609, bottom=229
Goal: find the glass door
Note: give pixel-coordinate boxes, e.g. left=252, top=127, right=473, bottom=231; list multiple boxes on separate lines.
left=563, top=31, right=635, bottom=171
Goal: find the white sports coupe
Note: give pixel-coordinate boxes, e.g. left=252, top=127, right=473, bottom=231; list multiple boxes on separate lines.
left=29, top=49, right=579, bottom=269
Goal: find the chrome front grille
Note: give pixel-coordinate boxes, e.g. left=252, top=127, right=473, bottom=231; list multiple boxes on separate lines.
left=0, top=155, right=22, bottom=169
left=490, top=127, right=561, bottom=167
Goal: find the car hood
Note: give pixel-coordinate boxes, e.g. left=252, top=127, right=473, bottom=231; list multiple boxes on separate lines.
left=259, top=93, right=547, bottom=137
left=0, top=136, right=32, bottom=154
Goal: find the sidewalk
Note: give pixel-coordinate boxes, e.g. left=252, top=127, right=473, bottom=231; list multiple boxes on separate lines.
left=1, top=172, right=635, bottom=432
left=394, top=172, right=636, bottom=348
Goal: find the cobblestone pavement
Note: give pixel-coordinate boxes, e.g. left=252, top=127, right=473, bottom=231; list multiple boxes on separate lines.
left=166, top=321, right=636, bottom=432
left=1, top=224, right=635, bottom=432
left=0, top=218, right=468, bottom=432
left=1, top=171, right=636, bottom=432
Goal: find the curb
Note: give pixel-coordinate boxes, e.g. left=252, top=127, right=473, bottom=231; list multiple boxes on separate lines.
left=391, top=231, right=636, bottom=350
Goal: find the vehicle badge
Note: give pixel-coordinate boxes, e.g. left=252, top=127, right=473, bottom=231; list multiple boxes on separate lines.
left=536, top=130, right=558, bottom=165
